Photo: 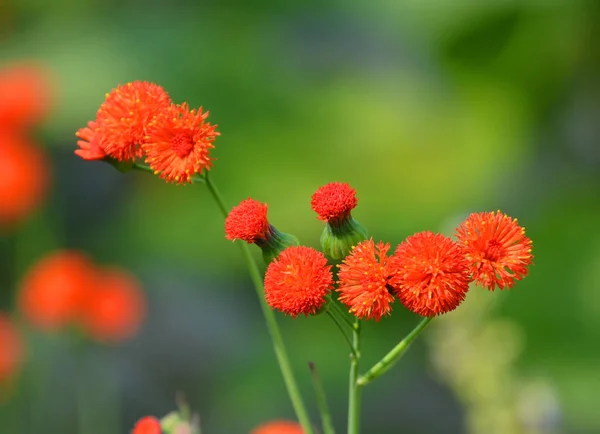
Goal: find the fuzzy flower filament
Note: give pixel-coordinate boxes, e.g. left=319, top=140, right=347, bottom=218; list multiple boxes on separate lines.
left=337, top=239, right=395, bottom=321
left=311, top=182, right=368, bottom=260
left=264, top=246, right=333, bottom=317
left=455, top=211, right=533, bottom=290
left=144, top=102, right=219, bottom=184
left=389, top=231, right=471, bottom=317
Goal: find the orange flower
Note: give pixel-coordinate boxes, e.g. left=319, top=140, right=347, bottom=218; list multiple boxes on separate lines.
left=0, top=313, right=23, bottom=384
left=310, top=182, right=358, bottom=223
left=144, top=103, right=219, bottom=184
left=18, top=251, right=97, bottom=331
left=90, top=81, right=171, bottom=162
left=264, top=246, right=333, bottom=317
left=83, top=267, right=146, bottom=343
left=337, top=239, right=395, bottom=321
left=455, top=211, right=533, bottom=290
left=389, top=231, right=471, bottom=317
left=0, top=62, right=51, bottom=129
left=132, top=416, right=162, bottom=434
left=251, top=420, right=304, bottom=434
left=0, top=133, right=49, bottom=228
left=75, top=120, right=107, bottom=160
left=225, top=198, right=270, bottom=243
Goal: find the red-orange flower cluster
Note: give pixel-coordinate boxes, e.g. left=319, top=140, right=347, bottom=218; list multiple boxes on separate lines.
left=337, top=239, right=395, bottom=321
left=75, top=81, right=219, bottom=184
left=251, top=420, right=304, bottom=434
left=0, top=62, right=52, bottom=228
left=389, top=232, right=471, bottom=317
left=0, top=313, right=23, bottom=384
left=311, top=182, right=358, bottom=222
left=264, top=246, right=333, bottom=317
left=455, top=211, right=533, bottom=290
left=18, top=250, right=146, bottom=342
left=225, top=198, right=270, bottom=243
left=132, top=416, right=162, bottom=434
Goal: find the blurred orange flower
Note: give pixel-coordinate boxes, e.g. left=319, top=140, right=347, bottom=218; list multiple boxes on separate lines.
left=18, top=251, right=98, bottom=331
left=0, top=62, right=51, bottom=130
left=0, top=132, right=49, bottom=228
left=0, top=313, right=23, bottom=384
left=251, top=420, right=304, bottom=434
left=83, top=267, right=146, bottom=343
left=132, top=416, right=162, bottom=434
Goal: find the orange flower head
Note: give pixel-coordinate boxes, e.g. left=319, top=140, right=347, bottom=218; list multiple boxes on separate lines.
left=75, top=120, right=107, bottom=160
left=0, top=313, right=24, bottom=384
left=94, top=81, right=171, bottom=162
left=251, top=420, right=304, bottom=434
left=132, top=416, right=162, bottom=434
left=0, top=133, right=49, bottom=228
left=337, top=239, right=395, bottom=321
left=83, top=267, right=146, bottom=343
left=264, top=246, right=333, bottom=317
left=311, top=182, right=358, bottom=222
left=144, top=102, right=219, bottom=184
left=225, top=198, right=270, bottom=243
left=455, top=211, right=533, bottom=290
left=18, top=251, right=98, bottom=331
left=0, top=62, right=52, bottom=129
left=389, top=231, right=471, bottom=317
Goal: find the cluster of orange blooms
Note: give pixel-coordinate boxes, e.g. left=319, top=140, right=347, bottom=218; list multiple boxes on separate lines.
left=75, top=81, right=219, bottom=184
left=226, top=182, right=533, bottom=319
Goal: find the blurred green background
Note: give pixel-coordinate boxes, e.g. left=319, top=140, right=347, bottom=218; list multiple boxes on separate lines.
left=1, top=0, right=599, bottom=433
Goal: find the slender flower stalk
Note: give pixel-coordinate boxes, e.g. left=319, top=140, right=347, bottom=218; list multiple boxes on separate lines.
left=203, top=172, right=313, bottom=434
left=357, top=316, right=433, bottom=386
left=309, top=362, right=336, bottom=434
left=326, top=310, right=358, bottom=359
left=348, top=319, right=361, bottom=434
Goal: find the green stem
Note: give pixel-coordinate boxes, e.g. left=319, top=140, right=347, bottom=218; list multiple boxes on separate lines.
left=308, top=362, right=336, bottom=434
left=132, top=163, right=205, bottom=184
left=203, top=173, right=313, bottom=434
left=357, top=316, right=433, bottom=387
left=348, top=319, right=361, bottom=434
left=326, top=311, right=357, bottom=359
left=329, top=300, right=357, bottom=330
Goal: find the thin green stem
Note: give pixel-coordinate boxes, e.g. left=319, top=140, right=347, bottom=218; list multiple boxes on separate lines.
left=357, top=316, right=433, bottom=387
left=203, top=173, right=313, bottom=434
left=347, top=319, right=361, bottom=434
left=308, top=362, right=336, bottom=434
left=326, top=311, right=357, bottom=359
left=132, top=163, right=205, bottom=184
left=132, top=162, right=154, bottom=175
left=329, top=300, right=357, bottom=330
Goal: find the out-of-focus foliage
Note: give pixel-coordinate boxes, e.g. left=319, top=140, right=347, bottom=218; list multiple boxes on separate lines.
left=1, top=0, right=599, bottom=433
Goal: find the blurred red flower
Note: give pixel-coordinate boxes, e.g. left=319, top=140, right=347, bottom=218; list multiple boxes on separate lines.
left=83, top=267, right=146, bottom=343
left=0, top=62, right=51, bottom=130
left=0, top=132, right=49, bottom=228
left=132, top=416, right=162, bottom=434
left=0, top=313, right=23, bottom=384
left=251, top=420, right=304, bottom=434
left=18, top=251, right=98, bottom=331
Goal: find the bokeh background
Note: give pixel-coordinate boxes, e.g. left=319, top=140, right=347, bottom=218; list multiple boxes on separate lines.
left=1, top=0, right=599, bottom=433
